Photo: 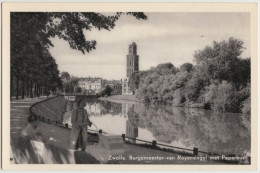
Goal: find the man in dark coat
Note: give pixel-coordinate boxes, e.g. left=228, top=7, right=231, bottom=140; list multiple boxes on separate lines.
left=71, top=99, right=92, bottom=151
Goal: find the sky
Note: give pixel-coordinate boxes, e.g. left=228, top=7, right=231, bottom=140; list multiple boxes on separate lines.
left=49, top=12, right=250, bottom=80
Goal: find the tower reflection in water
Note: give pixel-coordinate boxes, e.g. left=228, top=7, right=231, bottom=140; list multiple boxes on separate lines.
left=125, top=104, right=138, bottom=143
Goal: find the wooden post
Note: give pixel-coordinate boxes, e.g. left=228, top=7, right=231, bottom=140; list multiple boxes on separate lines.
left=122, top=134, right=125, bottom=141
left=99, top=129, right=103, bottom=134
left=193, top=147, right=198, bottom=156
left=152, top=140, right=157, bottom=147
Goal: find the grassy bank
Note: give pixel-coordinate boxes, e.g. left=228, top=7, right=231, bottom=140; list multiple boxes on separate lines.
left=99, top=95, right=137, bottom=104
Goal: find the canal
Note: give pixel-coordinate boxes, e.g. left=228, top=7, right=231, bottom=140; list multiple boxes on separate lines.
left=63, top=97, right=250, bottom=156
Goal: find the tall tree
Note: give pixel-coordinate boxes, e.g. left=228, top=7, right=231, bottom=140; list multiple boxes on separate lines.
left=194, top=37, right=250, bottom=88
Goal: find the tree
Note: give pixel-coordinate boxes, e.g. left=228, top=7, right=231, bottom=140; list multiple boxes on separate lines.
left=11, top=12, right=147, bottom=54
left=102, top=86, right=113, bottom=96
left=61, top=72, right=71, bottom=81
left=180, top=63, right=193, bottom=72
left=194, top=37, right=250, bottom=88
left=74, top=87, right=82, bottom=94
left=133, top=38, right=250, bottom=113
left=11, top=12, right=147, bottom=99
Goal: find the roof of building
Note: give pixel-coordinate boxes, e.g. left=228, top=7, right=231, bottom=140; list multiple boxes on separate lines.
left=79, top=77, right=102, bottom=83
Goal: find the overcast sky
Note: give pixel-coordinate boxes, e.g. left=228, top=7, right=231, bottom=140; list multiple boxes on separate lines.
left=49, top=12, right=250, bottom=80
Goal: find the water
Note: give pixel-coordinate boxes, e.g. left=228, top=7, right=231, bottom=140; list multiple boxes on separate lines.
left=64, top=98, right=250, bottom=156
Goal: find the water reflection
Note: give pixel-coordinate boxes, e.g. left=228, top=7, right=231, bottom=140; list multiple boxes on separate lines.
left=62, top=98, right=250, bottom=156
left=126, top=120, right=138, bottom=143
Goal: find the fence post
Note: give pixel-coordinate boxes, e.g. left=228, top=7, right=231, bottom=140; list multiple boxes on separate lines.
left=193, top=147, right=198, bottom=156
left=152, top=140, right=157, bottom=148
left=122, top=134, right=125, bottom=141
left=99, top=129, right=103, bottom=134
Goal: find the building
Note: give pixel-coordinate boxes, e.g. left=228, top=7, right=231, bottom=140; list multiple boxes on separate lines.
left=102, top=80, right=122, bottom=95
left=111, top=83, right=122, bottom=95
left=78, top=77, right=102, bottom=94
left=122, top=77, right=131, bottom=95
left=127, top=42, right=139, bottom=77
left=122, top=42, right=139, bottom=95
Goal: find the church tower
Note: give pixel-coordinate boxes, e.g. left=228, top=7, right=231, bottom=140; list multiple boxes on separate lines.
left=126, top=42, right=139, bottom=77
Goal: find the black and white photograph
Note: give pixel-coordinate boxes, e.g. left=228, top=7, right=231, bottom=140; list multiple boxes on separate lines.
left=1, top=2, right=258, bottom=171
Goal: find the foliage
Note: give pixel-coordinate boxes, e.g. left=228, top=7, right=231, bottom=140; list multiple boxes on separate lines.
left=101, top=86, right=113, bottom=96
left=62, top=73, right=79, bottom=94
left=242, top=96, right=251, bottom=114
left=194, top=37, right=250, bottom=88
left=61, top=72, right=71, bottom=81
left=204, top=81, right=242, bottom=112
left=180, top=63, right=193, bottom=72
left=11, top=12, right=147, bottom=98
left=133, top=38, right=250, bottom=113
left=74, top=86, right=82, bottom=94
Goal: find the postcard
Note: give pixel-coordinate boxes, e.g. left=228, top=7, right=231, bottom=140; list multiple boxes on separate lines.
left=1, top=2, right=258, bottom=171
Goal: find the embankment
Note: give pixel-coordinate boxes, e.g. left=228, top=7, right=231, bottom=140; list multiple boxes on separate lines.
left=30, top=95, right=67, bottom=123
left=99, top=95, right=137, bottom=104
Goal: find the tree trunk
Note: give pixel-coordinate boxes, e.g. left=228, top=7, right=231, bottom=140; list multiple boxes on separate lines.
left=22, top=81, right=25, bottom=99
left=26, top=78, right=29, bottom=98
left=37, top=85, right=40, bottom=98
left=30, top=80, right=33, bottom=98
left=16, top=76, right=19, bottom=99
left=34, top=84, right=37, bottom=98
left=41, top=87, right=43, bottom=96
left=40, top=86, right=42, bottom=96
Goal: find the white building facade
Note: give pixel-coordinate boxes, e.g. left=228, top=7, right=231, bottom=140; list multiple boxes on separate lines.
left=78, top=77, right=102, bottom=94
left=122, top=77, right=132, bottom=95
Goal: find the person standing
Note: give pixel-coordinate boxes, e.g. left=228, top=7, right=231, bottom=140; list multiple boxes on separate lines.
left=71, top=99, right=92, bottom=151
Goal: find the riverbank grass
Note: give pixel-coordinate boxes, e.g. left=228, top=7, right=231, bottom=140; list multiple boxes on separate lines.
left=99, top=95, right=137, bottom=102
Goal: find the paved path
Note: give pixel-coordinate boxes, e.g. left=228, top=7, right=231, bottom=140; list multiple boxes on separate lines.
left=10, top=97, right=49, bottom=139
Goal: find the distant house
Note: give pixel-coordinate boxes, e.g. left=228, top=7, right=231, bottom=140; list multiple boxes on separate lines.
left=78, top=77, right=102, bottom=94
